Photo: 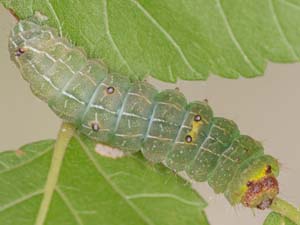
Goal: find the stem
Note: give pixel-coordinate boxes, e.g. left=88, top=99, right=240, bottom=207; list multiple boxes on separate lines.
left=270, top=197, right=300, bottom=225
left=35, top=122, right=75, bottom=225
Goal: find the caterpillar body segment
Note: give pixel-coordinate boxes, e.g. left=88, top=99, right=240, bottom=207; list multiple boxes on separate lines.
left=9, top=17, right=280, bottom=209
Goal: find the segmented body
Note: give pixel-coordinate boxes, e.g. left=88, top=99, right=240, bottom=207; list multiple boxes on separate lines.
left=8, top=18, right=280, bottom=209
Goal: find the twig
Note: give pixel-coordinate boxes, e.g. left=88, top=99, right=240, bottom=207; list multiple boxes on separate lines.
left=35, top=122, right=75, bottom=225
left=270, top=197, right=300, bottom=225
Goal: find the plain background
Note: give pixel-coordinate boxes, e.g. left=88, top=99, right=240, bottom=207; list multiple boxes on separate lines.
left=0, top=5, right=299, bottom=225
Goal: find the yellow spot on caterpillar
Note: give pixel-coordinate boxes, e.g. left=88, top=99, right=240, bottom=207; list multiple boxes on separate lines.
left=251, top=165, right=270, bottom=181
left=241, top=165, right=272, bottom=193
left=186, top=120, right=203, bottom=143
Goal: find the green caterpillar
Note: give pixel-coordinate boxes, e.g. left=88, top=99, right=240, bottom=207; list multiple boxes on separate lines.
left=8, top=15, right=280, bottom=210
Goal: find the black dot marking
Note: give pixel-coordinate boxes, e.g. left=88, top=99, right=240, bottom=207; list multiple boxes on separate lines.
left=15, top=48, right=26, bottom=57
left=185, top=135, right=193, bottom=143
left=246, top=181, right=253, bottom=187
left=91, top=122, right=100, bottom=132
left=266, top=165, right=272, bottom=174
left=194, top=114, right=202, bottom=122
left=106, top=86, right=115, bottom=94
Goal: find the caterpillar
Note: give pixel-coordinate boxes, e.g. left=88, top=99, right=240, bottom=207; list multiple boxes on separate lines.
left=8, top=14, right=280, bottom=210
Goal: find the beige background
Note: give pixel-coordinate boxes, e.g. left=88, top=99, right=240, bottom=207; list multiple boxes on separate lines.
left=1, top=5, right=299, bottom=225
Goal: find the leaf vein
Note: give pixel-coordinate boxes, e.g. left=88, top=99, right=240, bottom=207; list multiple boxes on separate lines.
left=103, top=0, right=133, bottom=73
left=0, top=160, right=9, bottom=169
left=0, top=190, right=43, bottom=212
left=29, top=0, right=34, bottom=14
left=167, top=65, right=175, bottom=82
left=130, top=0, right=203, bottom=78
left=75, top=135, right=155, bottom=225
left=45, top=0, right=63, bottom=37
left=283, top=0, right=300, bottom=10
left=108, top=171, right=137, bottom=179
left=269, top=0, right=299, bottom=60
left=215, top=0, right=262, bottom=74
left=0, top=145, right=53, bottom=175
left=126, top=193, right=203, bottom=207
left=56, top=187, right=84, bottom=225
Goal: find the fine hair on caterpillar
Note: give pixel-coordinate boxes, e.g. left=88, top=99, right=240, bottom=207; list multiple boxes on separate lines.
left=8, top=13, right=280, bottom=210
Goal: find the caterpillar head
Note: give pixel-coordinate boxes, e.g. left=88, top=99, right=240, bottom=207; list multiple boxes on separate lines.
left=242, top=169, right=279, bottom=209
left=225, top=155, right=280, bottom=209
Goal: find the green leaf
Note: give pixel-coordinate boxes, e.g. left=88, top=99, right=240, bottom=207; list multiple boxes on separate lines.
left=0, top=135, right=208, bottom=225
left=264, top=212, right=297, bottom=225
left=2, top=0, right=300, bottom=82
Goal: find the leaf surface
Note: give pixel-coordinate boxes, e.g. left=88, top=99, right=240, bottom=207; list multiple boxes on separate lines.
left=0, top=135, right=208, bottom=225
left=264, top=212, right=297, bottom=225
left=2, top=0, right=300, bottom=81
